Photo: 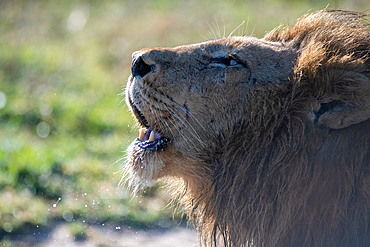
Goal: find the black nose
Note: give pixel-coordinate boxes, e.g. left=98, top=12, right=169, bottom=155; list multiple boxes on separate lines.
left=131, top=56, right=152, bottom=77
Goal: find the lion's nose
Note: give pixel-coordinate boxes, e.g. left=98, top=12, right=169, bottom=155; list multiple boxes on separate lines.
left=131, top=55, right=153, bottom=78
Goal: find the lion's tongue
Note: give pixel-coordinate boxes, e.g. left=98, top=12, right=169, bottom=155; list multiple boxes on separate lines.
left=139, top=127, right=162, bottom=142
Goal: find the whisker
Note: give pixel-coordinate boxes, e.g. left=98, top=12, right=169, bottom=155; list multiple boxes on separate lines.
left=206, top=20, right=218, bottom=40
left=251, top=24, right=256, bottom=37
left=200, top=33, right=209, bottom=41
left=153, top=102, right=189, bottom=146
left=171, top=102, right=207, bottom=132
left=114, top=156, right=127, bottom=165
left=243, top=17, right=250, bottom=37
left=169, top=118, right=196, bottom=149
left=162, top=104, right=201, bottom=149
left=152, top=103, right=178, bottom=142
left=214, top=16, right=221, bottom=38
left=166, top=106, right=205, bottom=146
left=229, top=20, right=245, bottom=37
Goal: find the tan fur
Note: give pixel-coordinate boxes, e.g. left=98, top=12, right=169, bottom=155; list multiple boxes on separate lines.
left=125, top=10, right=370, bottom=246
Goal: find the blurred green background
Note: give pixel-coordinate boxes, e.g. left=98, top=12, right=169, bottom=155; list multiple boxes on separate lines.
left=0, top=0, right=369, bottom=245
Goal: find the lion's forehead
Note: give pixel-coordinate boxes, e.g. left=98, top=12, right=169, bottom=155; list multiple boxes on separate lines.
left=172, top=36, right=256, bottom=54
left=142, top=37, right=290, bottom=64
left=135, top=36, right=289, bottom=66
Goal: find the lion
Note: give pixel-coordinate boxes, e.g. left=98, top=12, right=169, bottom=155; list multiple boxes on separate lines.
left=124, top=10, right=370, bottom=247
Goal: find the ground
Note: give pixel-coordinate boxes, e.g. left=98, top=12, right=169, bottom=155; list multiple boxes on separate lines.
left=1, top=223, right=198, bottom=247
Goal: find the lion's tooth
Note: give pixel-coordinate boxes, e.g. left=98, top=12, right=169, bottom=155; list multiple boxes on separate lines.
left=148, top=131, right=155, bottom=142
left=139, top=128, right=145, bottom=141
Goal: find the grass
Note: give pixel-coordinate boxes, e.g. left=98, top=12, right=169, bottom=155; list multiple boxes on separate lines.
left=0, top=0, right=369, bottom=244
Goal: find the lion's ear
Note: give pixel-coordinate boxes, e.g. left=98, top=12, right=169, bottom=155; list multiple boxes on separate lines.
left=314, top=72, right=370, bottom=129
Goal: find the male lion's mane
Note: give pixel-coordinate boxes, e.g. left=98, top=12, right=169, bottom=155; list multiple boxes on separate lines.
left=167, top=11, right=370, bottom=247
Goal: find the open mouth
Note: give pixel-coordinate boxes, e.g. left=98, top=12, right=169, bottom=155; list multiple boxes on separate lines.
left=134, top=127, right=168, bottom=150
left=129, top=97, right=169, bottom=151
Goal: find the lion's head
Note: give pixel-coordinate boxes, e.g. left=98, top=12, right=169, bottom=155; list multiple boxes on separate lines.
left=125, top=10, right=370, bottom=247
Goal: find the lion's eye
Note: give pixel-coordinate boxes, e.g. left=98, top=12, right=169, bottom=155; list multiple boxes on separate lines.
left=223, top=55, right=238, bottom=66
left=209, top=55, right=240, bottom=68
left=229, top=59, right=238, bottom=66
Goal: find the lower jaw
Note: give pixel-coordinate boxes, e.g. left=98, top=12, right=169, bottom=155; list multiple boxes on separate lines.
left=134, top=137, right=169, bottom=151
left=126, top=140, right=165, bottom=179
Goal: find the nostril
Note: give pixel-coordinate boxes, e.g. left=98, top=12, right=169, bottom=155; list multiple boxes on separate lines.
left=131, top=56, right=153, bottom=78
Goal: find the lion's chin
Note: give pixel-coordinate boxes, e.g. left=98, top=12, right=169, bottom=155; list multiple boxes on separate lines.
left=125, top=137, right=168, bottom=192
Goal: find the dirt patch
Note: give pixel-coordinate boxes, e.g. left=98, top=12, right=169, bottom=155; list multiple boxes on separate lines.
left=1, top=222, right=198, bottom=247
